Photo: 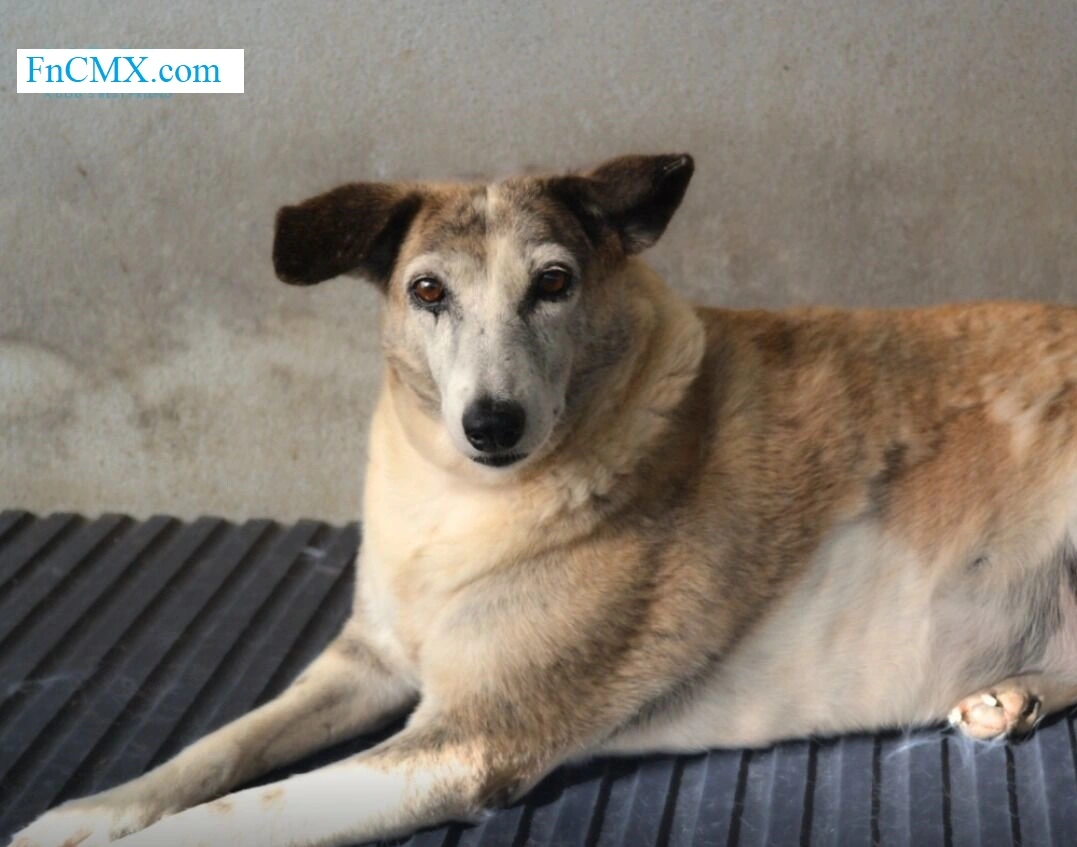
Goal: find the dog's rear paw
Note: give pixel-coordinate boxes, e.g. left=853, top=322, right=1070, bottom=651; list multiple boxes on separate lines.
left=948, top=687, right=1041, bottom=741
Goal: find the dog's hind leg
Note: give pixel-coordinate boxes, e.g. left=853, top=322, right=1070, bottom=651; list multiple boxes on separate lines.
left=10, top=620, right=416, bottom=847
left=948, top=674, right=1077, bottom=741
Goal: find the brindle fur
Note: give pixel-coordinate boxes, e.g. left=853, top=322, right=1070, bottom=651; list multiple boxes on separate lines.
left=12, top=154, right=1077, bottom=847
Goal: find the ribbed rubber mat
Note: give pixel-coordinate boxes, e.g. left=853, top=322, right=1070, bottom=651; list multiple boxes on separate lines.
left=2, top=512, right=1076, bottom=846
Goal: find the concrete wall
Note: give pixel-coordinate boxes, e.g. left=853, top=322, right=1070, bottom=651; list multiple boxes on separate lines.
left=3, top=1, right=1075, bottom=522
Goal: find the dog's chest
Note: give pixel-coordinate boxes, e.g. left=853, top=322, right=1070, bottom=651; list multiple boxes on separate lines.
left=359, top=467, right=534, bottom=673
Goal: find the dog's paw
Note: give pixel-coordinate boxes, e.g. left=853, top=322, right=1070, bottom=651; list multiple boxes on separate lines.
left=9, top=800, right=152, bottom=847
left=948, top=687, right=1041, bottom=741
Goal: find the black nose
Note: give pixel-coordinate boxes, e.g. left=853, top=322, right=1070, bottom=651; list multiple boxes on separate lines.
left=463, top=397, right=526, bottom=453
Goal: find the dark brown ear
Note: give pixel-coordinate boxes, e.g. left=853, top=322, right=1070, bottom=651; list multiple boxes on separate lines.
left=273, top=183, right=422, bottom=286
left=550, top=153, right=694, bottom=254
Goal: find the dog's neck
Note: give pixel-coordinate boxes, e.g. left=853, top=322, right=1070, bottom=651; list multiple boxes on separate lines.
left=377, top=259, right=707, bottom=520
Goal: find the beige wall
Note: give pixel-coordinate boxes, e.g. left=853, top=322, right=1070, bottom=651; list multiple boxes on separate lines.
left=3, top=1, right=1075, bottom=521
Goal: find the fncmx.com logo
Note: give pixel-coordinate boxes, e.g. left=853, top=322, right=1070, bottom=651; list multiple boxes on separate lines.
left=17, top=49, right=243, bottom=93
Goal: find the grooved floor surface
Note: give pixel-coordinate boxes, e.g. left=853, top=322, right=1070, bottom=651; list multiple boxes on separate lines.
left=2, top=512, right=1077, bottom=845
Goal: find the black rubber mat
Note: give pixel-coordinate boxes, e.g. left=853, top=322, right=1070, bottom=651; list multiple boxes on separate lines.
left=2, top=511, right=1076, bottom=846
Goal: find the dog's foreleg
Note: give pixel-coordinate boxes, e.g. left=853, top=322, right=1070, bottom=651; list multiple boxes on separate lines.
left=106, top=713, right=551, bottom=847
left=10, top=623, right=416, bottom=847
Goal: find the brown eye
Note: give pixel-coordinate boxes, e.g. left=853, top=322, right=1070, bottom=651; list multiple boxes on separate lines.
left=411, top=277, right=446, bottom=306
left=535, top=267, right=572, bottom=299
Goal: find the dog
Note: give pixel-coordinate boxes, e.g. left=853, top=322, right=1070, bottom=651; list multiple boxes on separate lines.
left=12, top=153, right=1077, bottom=847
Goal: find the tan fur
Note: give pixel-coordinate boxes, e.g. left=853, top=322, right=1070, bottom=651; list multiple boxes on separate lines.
left=12, top=155, right=1077, bottom=847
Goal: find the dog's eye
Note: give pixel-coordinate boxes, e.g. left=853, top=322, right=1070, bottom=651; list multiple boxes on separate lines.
left=411, top=277, right=446, bottom=306
left=534, top=268, right=573, bottom=300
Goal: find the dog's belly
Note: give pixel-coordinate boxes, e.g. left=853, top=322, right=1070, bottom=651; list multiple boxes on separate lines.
left=602, top=519, right=1077, bottom=754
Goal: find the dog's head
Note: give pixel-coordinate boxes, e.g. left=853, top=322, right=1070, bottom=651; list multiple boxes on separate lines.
left=273, top=154, right=694, bottom=471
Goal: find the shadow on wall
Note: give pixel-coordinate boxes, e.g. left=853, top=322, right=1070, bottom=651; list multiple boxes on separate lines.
left=1, top=310, right=382, bottom=523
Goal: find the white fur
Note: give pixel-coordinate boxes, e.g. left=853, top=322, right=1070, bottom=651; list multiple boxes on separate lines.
left=106, top=758, right=468, bottom=847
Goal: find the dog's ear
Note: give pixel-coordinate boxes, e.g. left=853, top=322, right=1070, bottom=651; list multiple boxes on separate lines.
left=551, top=154, right=694, bottom=254
left=273, top=183, right=423, bottom=286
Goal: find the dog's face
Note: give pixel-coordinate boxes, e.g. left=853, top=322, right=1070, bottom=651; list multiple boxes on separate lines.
left=273, top=154, right=694, bottom=471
